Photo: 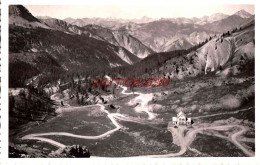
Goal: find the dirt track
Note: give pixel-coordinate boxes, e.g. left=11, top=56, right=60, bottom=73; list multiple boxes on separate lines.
left=21, top=76, right=255, bottom=157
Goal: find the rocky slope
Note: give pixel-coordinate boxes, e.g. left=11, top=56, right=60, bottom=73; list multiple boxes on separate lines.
left=82, top=25, right=154, bottom=58
left=9, top=5, right=50, bottom=28
left=9, top=5, right=142, bottom=87
left=126, top=20, right=213, bottom=52
left=9, top=25, right=139, bottom=70
left=234, top=9, right=253, bottom=18
left=164, top=38, right=193, bottom=52
left=147, top=19, right=255, bottom=79
left=112, top=31, right=154, bottom=58
left=10, top=5, right=151, bottom=61
left=38, top=19, right=153, bottom=59
left=201, top=14, right=251, bottom=33
left=41, top=20, right=153, bottom=59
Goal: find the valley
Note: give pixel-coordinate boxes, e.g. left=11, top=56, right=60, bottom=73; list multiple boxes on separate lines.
left=8, top=5, right=255, bottom=158
left=9, top=74, right=255, bottom=157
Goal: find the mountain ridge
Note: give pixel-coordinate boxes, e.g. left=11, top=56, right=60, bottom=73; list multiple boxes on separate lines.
left=9, top=5, right=152, bottom=60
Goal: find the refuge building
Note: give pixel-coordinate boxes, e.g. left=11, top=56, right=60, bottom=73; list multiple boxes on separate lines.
left=172, top=111, right=192, bottom=126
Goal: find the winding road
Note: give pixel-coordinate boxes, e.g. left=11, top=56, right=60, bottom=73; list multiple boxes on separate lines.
left=22, top=104, right=125, bottom=149
left=131, top=124, right=254, bottom=157
left=21, top=76, right=255, bottom=157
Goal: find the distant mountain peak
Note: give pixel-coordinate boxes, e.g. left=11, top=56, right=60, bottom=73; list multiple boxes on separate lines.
left=210, top=13, right=227, bottom=17
left=196, top=12, right=228, bottom=25
left=140, top=16, right=152, bottom=20
left=234, top=9, right=252, bottom=18
left=208, top=13, right=228, bottom=21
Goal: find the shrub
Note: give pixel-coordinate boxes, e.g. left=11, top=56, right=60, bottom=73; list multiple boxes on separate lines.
left=219, top=94, right=241, bottom=110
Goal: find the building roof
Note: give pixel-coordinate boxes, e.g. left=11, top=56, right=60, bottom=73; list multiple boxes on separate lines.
left=177, top=111, right=186, bottom=118
left=172, top=117, right=178, bottom=121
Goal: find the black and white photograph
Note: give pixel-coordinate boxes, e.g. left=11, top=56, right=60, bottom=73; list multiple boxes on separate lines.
left=7, top=3, right=256, bottom=159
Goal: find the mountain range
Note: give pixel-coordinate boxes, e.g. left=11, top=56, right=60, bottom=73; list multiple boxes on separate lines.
left=62, top=9, right=253, bottom=52
left=130, top=17, right=255, bottom=80
left=9, top=5, right=254, bottom=87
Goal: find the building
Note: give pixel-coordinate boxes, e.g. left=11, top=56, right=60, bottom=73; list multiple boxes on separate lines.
left=186, top=118, right=192, bottom=125
left=172, top=111, right=192, bottom=126
left=172, top=117, right=178, bottom=125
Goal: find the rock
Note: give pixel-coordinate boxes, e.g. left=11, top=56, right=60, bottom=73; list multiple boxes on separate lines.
left=171, top=105, right=178, bottom=109
left=109, top=104, right=116, bottom=109
left=162, top=91, right=168, bottom=95
left=33, top=145, right=39, bottom=148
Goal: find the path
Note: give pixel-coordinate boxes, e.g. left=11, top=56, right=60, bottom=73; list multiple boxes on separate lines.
left=105, top=76, right=156, bottom=119
left=192, top=107, right=253, bottom=119
left=230, top=126, right=254, bottom=157
left=22, top=104, right=125, bottom=149
left=21, top=76, right=254, bottom=157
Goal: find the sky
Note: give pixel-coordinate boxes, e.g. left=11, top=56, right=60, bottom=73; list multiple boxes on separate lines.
left=25, top=5, right=255, bottom=20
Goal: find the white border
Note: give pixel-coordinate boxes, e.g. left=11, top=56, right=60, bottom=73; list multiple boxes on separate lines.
left=1, top=0, right=259, bottom=164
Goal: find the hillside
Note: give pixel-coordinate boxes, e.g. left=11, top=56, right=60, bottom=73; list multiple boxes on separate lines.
left=83, top=25, right=154, bottom=58
left=201, top=15, right=250, bottom=33
left=39, top=18, right=153, bottom=59
left=125, top=20, right=212, bottom=52
left=9, top=5, right=146, bottom=87
left=164, top=38, right=193, bottom=52
left=9, top=6, right=255, bottom=158
left=9, top=5, right=50, bottom=28
left=98, top=17, right=254, bottom=80
left=9, top=25, right=141, bottom=87
left=9, top=5, right=151, bottom=61
left=145, top=19, right=255, bottom=80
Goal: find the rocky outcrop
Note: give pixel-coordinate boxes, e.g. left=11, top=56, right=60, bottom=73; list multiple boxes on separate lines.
left=9, top=5, right=39, bottom=22
left=9, top=5, right=50, bottom=28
